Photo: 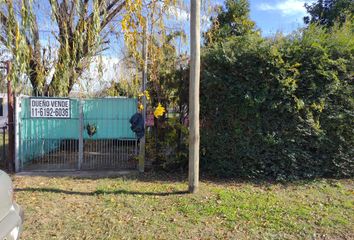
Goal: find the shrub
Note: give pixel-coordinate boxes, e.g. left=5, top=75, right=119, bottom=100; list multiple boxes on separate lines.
left=200, top=23, right=353, bottom=179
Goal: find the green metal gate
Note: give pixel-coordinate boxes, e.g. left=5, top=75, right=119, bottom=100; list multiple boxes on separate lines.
left=17, top=97, right=139, bottom=171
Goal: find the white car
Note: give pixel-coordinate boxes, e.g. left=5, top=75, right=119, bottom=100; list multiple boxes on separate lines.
left=0, top=170, right=23, bottom=240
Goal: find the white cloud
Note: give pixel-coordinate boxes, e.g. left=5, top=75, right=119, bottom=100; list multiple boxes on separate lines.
left=167, top=5, right=210, bottom=24
left=70, top=56, right=123, bottom=95
left=167, top=6, right=190, bottom=21
left=258, top=0, right=315, bottom=16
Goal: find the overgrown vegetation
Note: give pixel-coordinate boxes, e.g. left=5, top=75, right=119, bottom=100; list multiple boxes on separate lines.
left=304, top=0, right=354, bottom=27
left=201, top=21, right=353, bottom=179
left=0, top=0, right=181, bottom=96
left=0, top=0, right=125, bottom=96
left=1, top=0, right=352, bottom=180
left=13, top=174, right=354, bottom=239
left=144, top=0, right=352, bottom=180
left=144, top=32, right=189, bottom=171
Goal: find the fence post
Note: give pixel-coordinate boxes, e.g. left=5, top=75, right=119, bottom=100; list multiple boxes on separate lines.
left=139, top=18, right=148, bottom=173
left=6, top=61, right=15, bottom=172
left=2, top=126, right=6, bottom=166
left=78, top=100, right=84, bottom=170
left=14, top=96, right=20, bottom=172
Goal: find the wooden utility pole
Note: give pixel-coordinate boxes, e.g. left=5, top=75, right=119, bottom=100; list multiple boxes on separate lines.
left=139, top=18, right=148, bottom=173
left=189, top=0, right=201, bottom=193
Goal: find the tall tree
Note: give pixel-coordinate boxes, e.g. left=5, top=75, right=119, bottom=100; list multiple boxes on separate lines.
left=0, top=0, right=181, bottom=96
left=304, top=0, right=354, bottom=27
left=204, top=0, right=255, bottom=45
left=0, top=0, right=125, bottom=96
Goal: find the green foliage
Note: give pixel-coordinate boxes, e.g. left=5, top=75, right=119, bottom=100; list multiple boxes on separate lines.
left=146, top=60, right=189, bottom=171
left=146, top=117, right=189, bottom=171
left=204, top=0, right=256, bottom=45
left=144, top=31, right=189, bottom=171
left=201, top=22, right=354, bottom=179
left=105, top=78, right=141, bottom=98
left=0, top=0, right=125, bottom=96
left=148, top=31, right=188, bottom=109
left=304, top=0, right=354, bottom=27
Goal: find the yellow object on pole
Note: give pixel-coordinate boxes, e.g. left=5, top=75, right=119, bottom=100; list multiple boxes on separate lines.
left=189, top=0, right=200, bottom=193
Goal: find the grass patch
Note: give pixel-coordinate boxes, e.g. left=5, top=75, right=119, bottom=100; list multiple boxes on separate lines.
left=13, top=173, right=354, bottom=240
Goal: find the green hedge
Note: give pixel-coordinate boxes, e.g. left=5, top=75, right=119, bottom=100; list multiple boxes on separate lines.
left=200, top=23, right=354, bottom=180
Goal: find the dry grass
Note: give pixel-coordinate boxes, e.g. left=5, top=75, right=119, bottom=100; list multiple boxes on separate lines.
left=12, top=173, right=354, bottom=240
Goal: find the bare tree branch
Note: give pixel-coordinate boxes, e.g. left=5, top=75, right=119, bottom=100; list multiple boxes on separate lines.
left=3, top=0, right=129, bottom=96
left=83, top=0, right=123, bottom=29
left=101, top=2, right=126, bottom=29
left=0, top=35, right=6, bottom=45
left=0, top=11, right=7, bottom=25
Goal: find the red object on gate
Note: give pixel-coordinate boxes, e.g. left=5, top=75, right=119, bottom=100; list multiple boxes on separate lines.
left=146, top=111, right=154, bottom=127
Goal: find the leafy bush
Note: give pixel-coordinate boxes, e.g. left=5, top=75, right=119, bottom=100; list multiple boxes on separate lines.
left=200, top=23, right=353, bottom=179
left=146, top=117, right=189, bottom=171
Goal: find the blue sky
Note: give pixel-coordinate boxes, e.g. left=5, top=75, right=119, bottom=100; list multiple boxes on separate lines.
left=34, top=0, right=316, bottom=38
left=24, top=0, right=317, bottom=88
left=164, top=0, right=316, bottom=55
left=34, top=0, right=316, bottom=51
left=249, top=0, right=315, bottom=35
left=1, top=0, right=318, bottom=92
